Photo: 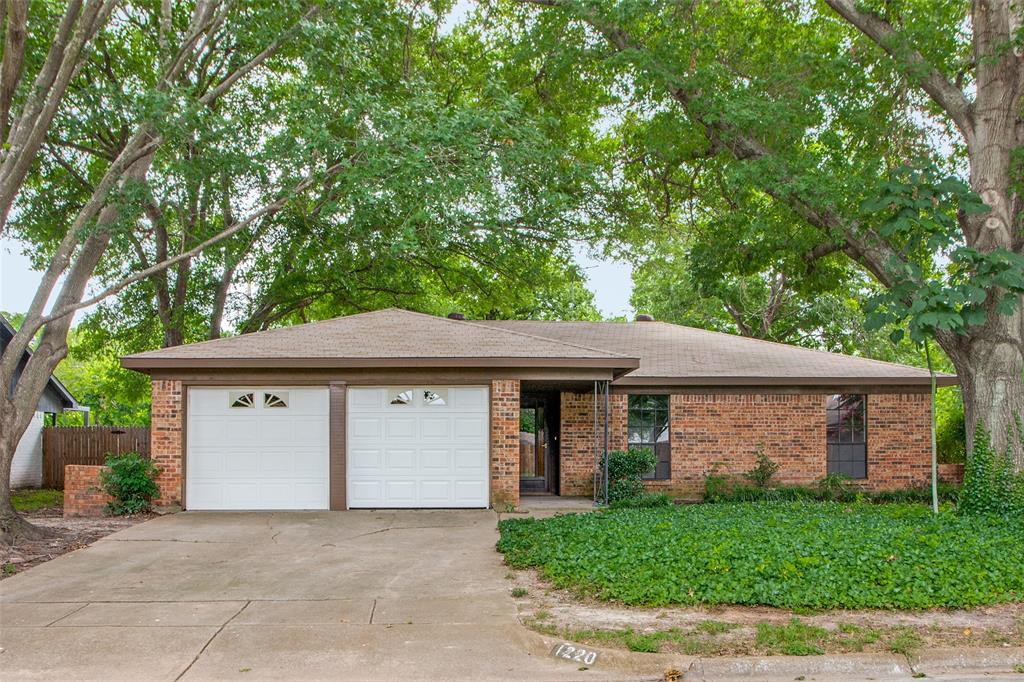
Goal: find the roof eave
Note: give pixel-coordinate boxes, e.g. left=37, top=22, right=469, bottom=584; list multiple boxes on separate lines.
left=121, top=356, right=641, bottom=372
left=612, top=374, right=959, bottom=387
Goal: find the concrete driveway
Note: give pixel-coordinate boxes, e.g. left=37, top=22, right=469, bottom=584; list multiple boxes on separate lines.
left=0, top=511, right=624, bottom=681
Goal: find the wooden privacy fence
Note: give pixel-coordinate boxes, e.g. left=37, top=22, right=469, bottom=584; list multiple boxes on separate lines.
left=42, top=426, right=150, bottom=489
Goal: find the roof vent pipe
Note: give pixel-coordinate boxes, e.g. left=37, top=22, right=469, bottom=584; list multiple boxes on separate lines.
left=635, top=314, right=655, bottom=322
left=447, top=312, right=465, bottom=320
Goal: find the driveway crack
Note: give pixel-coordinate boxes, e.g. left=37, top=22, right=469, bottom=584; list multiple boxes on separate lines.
left=45, top=602, right=90, bottom=627
left=107, top=538, right=245, bottom=544
left=174, top=600, right=250, bottom=681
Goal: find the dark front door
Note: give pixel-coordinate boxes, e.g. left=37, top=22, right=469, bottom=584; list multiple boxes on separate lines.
left=519, top=392, right=560, bottom=495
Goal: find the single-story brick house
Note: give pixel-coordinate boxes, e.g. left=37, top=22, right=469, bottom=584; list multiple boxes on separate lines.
left=120, top=308, right=956, bottom=510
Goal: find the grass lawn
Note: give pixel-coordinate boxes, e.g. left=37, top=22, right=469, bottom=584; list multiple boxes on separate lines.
left=11, top=488, right=63, bottom=512
left=525, top=616, right=944, bottom=657
left=497, top=502, right=1024, bottom=610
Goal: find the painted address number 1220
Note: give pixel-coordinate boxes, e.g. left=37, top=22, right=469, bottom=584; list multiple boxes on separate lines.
left=551, top=643, right=599, bottom=666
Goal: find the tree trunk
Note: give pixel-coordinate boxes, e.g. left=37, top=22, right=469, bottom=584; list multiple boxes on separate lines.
left=0, top=154, right=155, bottom=542
left=945, top=323, right=1024, bottom=469
left=0, top=415, right=57, bottom=545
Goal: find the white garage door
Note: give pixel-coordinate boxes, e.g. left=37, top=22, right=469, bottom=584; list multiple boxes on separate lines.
left=347, top=386, right=489, bottom=508
left=186, top=387, right=329, bottom=510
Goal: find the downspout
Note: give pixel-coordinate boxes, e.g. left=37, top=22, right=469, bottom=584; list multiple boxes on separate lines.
left=593, top=380, right=599, bottom=504
left=603, top=380, right=609, bottom=506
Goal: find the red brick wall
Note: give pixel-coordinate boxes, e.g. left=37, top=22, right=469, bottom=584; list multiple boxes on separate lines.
left=63, top=465, right=112, bottom=518
left=656, top=393, right=828, bottom=494
left=490, top=379, right=521, bottom=508
left=866, top=393, right=932, bottom=490
left=151, top=379, right=183, bottom=507
left=559, top=391, right=932, bottom=497
left=560, top=392, right=627, bottom=496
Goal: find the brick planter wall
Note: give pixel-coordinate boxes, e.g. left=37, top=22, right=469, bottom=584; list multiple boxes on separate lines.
left=490, top=379, right=521, bottom=508
left=558, top=391, right=933, bottom=497
left=150, top=379, right=183, bottom=507
left=63, top=465, right=112, bottom=518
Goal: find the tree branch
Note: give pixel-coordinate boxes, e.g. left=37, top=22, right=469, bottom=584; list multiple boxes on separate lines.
left=822, top=0, right=974, bottom=142
left=0, top=0, right=27, bottom=143
left=199, top=5, right=319, bottom=106
left=37, top=161, right=348, bottom=325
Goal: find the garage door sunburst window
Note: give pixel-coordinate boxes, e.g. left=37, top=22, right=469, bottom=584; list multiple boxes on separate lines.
left=264, top=392, right=289, bottom=408
left=229, top=391, right=255, bottom=408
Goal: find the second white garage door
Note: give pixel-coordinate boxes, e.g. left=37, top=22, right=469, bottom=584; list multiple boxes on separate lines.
left=347, top=386, right=489, bottom=508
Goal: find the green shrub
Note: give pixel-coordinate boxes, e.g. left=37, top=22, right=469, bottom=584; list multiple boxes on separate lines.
left=609, top=492, right=673, bottom=509
left=816, top=473, right=855, bottom=502
left=871, top=483, right=960, bottom=505
left=936, top=388, right=967, bottom=464
left=497, top=502, right=1024, bottom=609
left=100, top=452, right=161, bottom=515
left=961, top=426, right=1024, bottom=516
left=703, top=465, right=733, bottom=502
left=743, top=447, right=780, bottom=488
left=606, top=448, right=657, bottom=504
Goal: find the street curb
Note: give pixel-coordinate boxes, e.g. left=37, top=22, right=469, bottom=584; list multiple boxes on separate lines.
left=518, top=626, right=1024, bottom=680
left=912, top=646, right=1024, bottom=676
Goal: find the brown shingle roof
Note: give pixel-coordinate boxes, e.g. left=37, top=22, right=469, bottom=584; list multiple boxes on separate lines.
left=122, top=308, right=955, bottom=386
left=470, top=320, right=956, bottom=386
left=121, top=308, right=638, bottom=370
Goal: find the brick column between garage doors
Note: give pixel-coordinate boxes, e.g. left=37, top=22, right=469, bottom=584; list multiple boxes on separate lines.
left=490, top=379, right=520, bottom=509
left=151, top=379, right=184, bottom=507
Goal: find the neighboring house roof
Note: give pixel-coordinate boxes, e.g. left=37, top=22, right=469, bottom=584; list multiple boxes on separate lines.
left=121, top=308, right=639, bottom=371
left=0, top=314, right=81, bottom=410
left=120, top=308, right=956, bottom=387
left=473, top=319, right=956, bottom=387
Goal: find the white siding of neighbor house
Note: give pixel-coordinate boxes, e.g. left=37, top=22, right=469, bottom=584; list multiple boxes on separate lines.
left=11, top=411, right=44, bottom=488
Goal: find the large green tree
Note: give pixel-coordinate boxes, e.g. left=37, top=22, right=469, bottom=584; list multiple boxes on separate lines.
left=492, top=0, right=1024, bottom=467
left=1, top=0, right=340, bottom=541
left=27, top=2, right=601, bottom=351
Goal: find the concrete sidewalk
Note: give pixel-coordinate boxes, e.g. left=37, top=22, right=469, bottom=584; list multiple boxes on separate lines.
left=0, top=511, right=626, bottom=681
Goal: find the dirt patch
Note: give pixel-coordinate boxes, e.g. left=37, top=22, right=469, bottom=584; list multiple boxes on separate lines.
left=505, top=567, right=1024, bottom=657
left=1, top=509, right=154, bottom=579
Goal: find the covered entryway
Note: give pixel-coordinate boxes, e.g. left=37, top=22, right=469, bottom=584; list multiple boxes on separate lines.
left=186, top=387, right=330, bottom=510
left=346, top=386, right=489, bottom=508
left=519, top=391, right=560, bottom=495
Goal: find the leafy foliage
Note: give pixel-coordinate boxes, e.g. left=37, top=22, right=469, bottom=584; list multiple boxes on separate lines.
left=100, top=453, right=161, bottom=516
left=936, top=387, right=967, bottom=464
left=960, top=427, right=1024, bottom=516
left=606, top=448, right=657, bottom=503
left=705, top=471, right=864, bottom=504
left=53, top=322, right=151, bottom=426
left=608, top=492, right=673, bottom=509
left=743, top=447, right=780, bottom=488
left=704, top=472, right=961, bottom=505
left=497, top=503, right=1024, bottom=609
left=862, top=165, right=1024, bottom=345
